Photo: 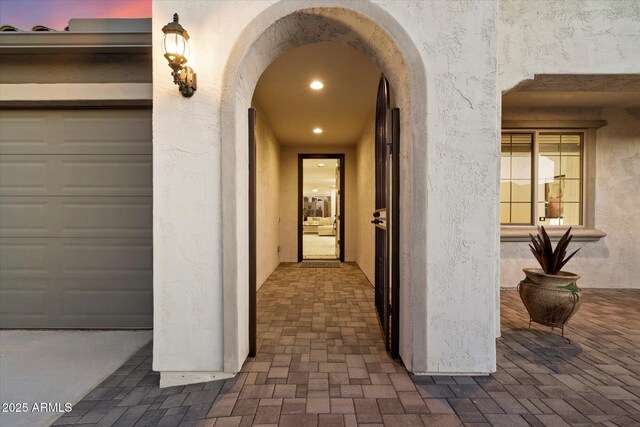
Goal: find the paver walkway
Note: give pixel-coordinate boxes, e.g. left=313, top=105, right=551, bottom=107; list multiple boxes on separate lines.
left=54, top=263, right=640, bottom=426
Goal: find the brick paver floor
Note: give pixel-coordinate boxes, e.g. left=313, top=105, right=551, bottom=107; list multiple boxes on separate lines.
left=54, top=263, right=640, bottom=426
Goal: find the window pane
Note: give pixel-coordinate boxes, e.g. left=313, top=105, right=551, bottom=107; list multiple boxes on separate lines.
left=511, top=180, right=531, bottom=202
left=564, top=179, right=581, bottom=202
left=562, top=156, right=581, bottom=179
left=500, top=181, right=511, bottom=202
left=539, top=155, right=560, bottom=181
left=561, top=134, right=581, bottom=155
left=537, top=182, right=547, bottom=203
left=511, top=156, right=531, bottom=180
left=500, top=157, right=511, bottom=179
left=539, top=133, right=561, bottom=155
left=501, top=133, right=533, bottom=225
left=562, top=203, right=581, bottom=226
left=500, top=203, right=510, bottom=223
left=537, top=202, right=550, bottom=225
left=538, top=133, right=583, bottom=226
left=512, top=203, right=531, bottom=224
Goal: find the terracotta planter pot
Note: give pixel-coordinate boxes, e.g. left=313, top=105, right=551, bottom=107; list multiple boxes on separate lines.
left=518, top=268, right=583, bottom=331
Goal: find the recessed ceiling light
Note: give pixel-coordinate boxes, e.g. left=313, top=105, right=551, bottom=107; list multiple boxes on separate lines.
left=313, top=128, right=322, bottom=134
left=312, top=188, right=318, bottom=192
left=310, top=80, right=324, bottom=90
left=318, top=163, right=325, bottom=167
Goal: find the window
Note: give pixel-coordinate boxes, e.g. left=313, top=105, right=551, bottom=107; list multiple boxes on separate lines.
left=501, top=131, right=583, bottom=226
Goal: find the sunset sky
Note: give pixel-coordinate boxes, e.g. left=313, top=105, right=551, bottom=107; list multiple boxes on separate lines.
left=0, top=0, right=151, bottom=31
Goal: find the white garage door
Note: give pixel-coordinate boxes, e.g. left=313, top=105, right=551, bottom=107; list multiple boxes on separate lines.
left=0, top=109, right=152, bottom=328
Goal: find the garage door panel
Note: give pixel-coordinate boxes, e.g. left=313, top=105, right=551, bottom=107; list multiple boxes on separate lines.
left=0, top=156, right=49, bottom=194
left=0, top=110, right=151, bottom=155
left=59, top=239, right=152, bottom=276
left=62, top=288, right=152, bottom=315
left=1, top=197, right=151, bottom=238
left=0, top=155, right=152, bottom=197
left=1, top=108, right=152, bottom=328
left=60, top=156, right=151, bottom=196
left=0, top=286, right=48, bottom=315
left=0, top=113, right=49, bottom=154
left=61, top=111, right=151, bottom=155
left=0, top=199, right=50, bottom=237
left=61, top=198, right=152, bottom=238
left=0, top=238, right=152, bottom=328
left=1, top=238, right=152, bottom=277
left=0, top=238, right=50, bottom=276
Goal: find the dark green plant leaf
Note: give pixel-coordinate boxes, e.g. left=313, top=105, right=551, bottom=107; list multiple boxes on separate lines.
left=557, top=247, right=581, bottom=272
left=529, top=226, right=581, bottom=274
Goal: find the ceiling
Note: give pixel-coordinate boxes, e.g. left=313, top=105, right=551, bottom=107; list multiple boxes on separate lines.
left=302, top=158, right=338, bottom=196
left=503, top=74, right=640, bottom=109
left=253, top=41, right=382, bottom=146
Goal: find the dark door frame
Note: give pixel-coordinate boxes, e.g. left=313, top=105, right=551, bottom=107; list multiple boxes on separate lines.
left=391, top=107, right=400, bottom=359
left=297, top=153, right=345, bottom=262
left=248, top=108, right=257, bottom=357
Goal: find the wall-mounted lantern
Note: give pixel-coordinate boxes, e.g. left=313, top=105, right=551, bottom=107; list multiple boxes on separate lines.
left=162, top=13, right=196, bottom=97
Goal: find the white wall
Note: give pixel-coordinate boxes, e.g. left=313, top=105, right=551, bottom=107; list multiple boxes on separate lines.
left=355, top=112, right=376, bottom=285
left=501, top=108, right=640, bottom=289
left=254, top=104, right=281, bottom=290
left=154, top=0, right=499, bottom=382
left=498, top=0, right=640, bottom=91
left=279, top=144, right=357, bottom=262
left=152, top=0, right=639, bottom=385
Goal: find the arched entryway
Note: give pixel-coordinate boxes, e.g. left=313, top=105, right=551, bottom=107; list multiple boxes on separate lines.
left=220, top=2, right=427, bottom=374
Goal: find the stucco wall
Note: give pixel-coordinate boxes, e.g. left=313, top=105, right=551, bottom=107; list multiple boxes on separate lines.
left=153, top=0, right=500, bottom=383
left=279, top=145, right=357, bottom=263
left=254, top=104, right=281, bottom=289
left=498, top=0, right=640, bottom=91
left=501, top=108, right=640, bottom=289
left=356, top=112, right=375, bottom=285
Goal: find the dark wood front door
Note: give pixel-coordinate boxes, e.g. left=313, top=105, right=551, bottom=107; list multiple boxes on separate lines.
left=372, top=75, right=400, bottom=358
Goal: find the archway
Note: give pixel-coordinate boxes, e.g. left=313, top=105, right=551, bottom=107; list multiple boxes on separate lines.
left=220, top=1, right=427, bottom=374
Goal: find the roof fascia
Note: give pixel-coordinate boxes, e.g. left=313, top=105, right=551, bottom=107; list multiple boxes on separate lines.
left=0, top=32, right=151, bottom=53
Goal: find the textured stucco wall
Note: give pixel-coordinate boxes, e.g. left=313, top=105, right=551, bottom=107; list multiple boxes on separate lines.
left=501, top=108, right=640, bottom=289
left=279, top=145, right=357, bottom=263
left=254, top=104, right=281, bottom=290
left=153, top=0, right=500, bottom=382
left=498, top=0, right=640, bottom=91
left=356, top=112, right=375, bottom=286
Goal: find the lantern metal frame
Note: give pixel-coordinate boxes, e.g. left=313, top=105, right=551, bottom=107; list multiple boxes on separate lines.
left=162, top=13, right=197, bottom=97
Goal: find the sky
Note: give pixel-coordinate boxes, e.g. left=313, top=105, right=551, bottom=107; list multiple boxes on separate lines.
left=0, top=0, right=151, bottom=31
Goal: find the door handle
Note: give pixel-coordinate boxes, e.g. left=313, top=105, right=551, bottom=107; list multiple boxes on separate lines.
left=371, top=219, right=382, bottom=224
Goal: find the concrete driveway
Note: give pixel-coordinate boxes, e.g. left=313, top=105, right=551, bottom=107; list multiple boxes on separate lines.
left=0, top=330, right=152, bottom=427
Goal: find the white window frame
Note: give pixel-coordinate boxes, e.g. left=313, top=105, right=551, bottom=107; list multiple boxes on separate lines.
left=500, top=120, right=607, bottom=242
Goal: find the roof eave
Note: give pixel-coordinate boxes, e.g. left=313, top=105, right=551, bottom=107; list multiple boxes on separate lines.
left=0, top=32, right=151, bottom=53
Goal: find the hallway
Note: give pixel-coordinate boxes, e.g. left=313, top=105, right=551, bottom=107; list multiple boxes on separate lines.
left=56, top=264, right=640, bottom=426
left=254, top=262, right=399, bottom=378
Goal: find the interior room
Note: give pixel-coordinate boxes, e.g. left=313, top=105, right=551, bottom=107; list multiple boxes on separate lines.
left=302, top=158, right=339, bottom=260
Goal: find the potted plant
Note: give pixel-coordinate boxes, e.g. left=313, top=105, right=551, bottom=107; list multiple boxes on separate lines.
left=518, top=226, right=582, bottom=342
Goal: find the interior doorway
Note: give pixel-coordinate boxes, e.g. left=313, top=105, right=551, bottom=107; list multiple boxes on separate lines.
left=298, top=154, right=345, bottom=261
